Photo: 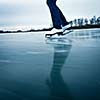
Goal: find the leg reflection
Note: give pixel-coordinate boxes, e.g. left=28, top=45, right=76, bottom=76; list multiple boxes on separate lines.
left=46, top=39, right=73, bottom=100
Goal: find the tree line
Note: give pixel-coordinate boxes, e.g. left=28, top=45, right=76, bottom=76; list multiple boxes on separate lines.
left=70, top=16, right=100, bottom=27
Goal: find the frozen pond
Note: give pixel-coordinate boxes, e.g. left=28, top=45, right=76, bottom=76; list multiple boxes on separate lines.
left=0, top=29, right=100, bottom=100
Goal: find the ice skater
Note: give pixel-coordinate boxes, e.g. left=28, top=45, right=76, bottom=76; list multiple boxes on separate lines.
left=47, top=0, right=71, bottom=35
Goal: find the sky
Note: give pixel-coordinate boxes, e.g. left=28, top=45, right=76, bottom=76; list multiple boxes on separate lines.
left=0, top=0, right=100, bottom=27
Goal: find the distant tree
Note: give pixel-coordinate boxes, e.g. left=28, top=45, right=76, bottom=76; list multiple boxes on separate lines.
left=90, top=18, right=94, bottom=25
left=77, top=18, right=83, bottom=26
left=93, top=16, right=96, bottom=24
left=80, top=18, right=84, bottom=26
left=74, top=19, right=77, bottom=26
left=90, top=16, right=97, bottom=25
left=84, top=18, right=88, bottom=25
left=78, top=19, right=81, bottom=26
left=97, top=17, right=100, bottom=24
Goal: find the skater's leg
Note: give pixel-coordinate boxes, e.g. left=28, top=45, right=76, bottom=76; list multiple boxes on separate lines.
left=47, top=0, right=69, bottom=29
left=46, top=0, right=71, bottom=36
left=57, top=7, right=69, bottom=27
left=47, top=0, right=62, bottom=29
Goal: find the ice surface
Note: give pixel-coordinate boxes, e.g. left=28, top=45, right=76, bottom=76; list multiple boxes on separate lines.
left=0, top=29, right=100, bottom=100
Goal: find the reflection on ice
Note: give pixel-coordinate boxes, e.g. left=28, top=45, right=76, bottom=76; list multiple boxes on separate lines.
left=0, top=60, right=11, bottom=63
left=46, top=38, right=72, bottom=45
left=68, top=29, right=100, bottom=39
left=26, top=51, right=47, bottom=55
left=46, top=38, right=72, bottom=100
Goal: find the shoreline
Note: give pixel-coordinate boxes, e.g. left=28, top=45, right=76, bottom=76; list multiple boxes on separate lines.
left=0, top=24, right=100, bottom=33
